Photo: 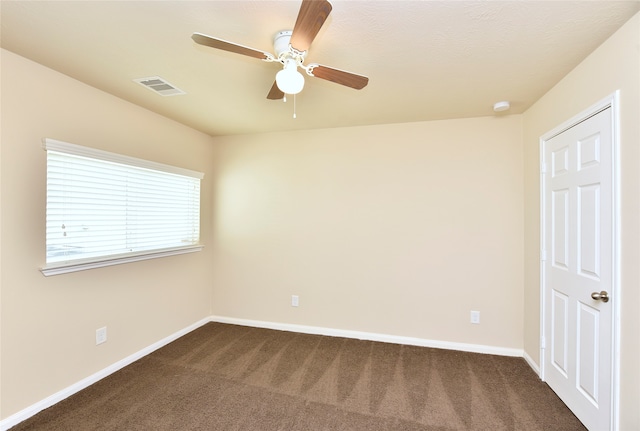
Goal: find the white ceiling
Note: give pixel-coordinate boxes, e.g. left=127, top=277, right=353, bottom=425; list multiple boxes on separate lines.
left=2, top=1, right=639, bottom=137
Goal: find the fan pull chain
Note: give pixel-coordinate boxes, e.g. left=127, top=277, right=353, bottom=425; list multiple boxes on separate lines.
left=281, top=94, right=297, bottom=119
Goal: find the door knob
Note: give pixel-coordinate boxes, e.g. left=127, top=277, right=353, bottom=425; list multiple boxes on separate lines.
left=591, top=291, right=609, bottom=303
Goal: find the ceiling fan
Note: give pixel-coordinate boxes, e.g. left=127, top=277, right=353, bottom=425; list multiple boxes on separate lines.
left=191, top=0, right=369, bottom=100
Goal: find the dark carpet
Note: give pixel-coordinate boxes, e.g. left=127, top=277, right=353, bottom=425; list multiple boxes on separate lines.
left=11, top=322, right=586, bottom=430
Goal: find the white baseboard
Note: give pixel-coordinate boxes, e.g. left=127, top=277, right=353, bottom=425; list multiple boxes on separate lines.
left=523, top=349, right=541, bottom=376
left=0, top=317, right=211, bottom=431
left=211, top=315, right=524, bottom=357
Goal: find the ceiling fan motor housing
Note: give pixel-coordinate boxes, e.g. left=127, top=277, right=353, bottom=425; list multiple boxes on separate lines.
left=274, top=30, right=307, bottom=63
left=273, top=30, right=293, bottom=57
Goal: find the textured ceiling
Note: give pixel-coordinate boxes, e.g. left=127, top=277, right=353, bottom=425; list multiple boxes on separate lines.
left=2, top=1, right=639, bottom=136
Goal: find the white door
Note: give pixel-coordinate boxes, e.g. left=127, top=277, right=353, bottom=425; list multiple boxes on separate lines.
left=542, top=107, right=614, bottom=431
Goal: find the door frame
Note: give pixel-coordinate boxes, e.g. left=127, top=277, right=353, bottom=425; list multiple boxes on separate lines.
left=539, top=91, right=621, bottom=430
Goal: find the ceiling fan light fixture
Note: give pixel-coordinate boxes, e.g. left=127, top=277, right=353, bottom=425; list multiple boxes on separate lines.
left=276, top=59, right=305, bottom=95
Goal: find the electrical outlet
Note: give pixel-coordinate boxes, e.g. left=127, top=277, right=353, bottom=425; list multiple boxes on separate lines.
left=96, top=327, right=107, bottom=345
left=470, top=311, right=480, bottom=324
left=291, top=295, right=299, bottom=307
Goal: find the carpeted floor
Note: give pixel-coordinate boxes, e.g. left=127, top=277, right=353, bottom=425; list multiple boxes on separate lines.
left=11, top=322, right=586, bottom=430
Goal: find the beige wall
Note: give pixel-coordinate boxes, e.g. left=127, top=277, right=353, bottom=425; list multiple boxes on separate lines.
left=210, top=116, right=524, bottom=349
left=0, top=50, right=216, bottom=419
left=522, top=12, right=640, bottom=429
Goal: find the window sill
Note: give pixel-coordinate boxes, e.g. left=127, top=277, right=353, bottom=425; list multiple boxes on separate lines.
left=40, top=245, right=204, bottom=277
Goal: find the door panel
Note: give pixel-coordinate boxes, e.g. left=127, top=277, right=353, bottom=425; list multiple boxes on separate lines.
left=578, top=184, right=600, bottom=279
left=551, top=290, right=569, bottom=376
left=552, top=189, right=570, bottom=269
left=577, top=302, right=599, bottom=406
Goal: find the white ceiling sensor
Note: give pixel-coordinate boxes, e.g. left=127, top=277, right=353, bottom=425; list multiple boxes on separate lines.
left=134, top=76, right=185, bottom=96
left=493, top=101, right=510, bottom=112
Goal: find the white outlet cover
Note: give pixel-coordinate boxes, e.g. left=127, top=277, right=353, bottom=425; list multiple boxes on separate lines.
left=96, top=327, right=107, bottom=345
left=470, top=311, right=480, bottom=324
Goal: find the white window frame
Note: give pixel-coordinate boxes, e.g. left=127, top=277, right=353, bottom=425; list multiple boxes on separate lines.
left=41, top=138, right=204, bottom=276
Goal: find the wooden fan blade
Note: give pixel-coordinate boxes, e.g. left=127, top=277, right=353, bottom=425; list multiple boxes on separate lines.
left=308, top=64, right=369, bottom=90
left=290, top=0, right=332, bottom=52
left=267, top=81, right=284, bottom=100
left=191, top=32, right=270, bottom=60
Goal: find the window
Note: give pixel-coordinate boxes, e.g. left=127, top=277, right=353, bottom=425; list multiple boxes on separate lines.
left=41, top=138, right=204, bottom=276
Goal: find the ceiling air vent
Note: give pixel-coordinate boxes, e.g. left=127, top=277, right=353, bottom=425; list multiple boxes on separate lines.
left=133, top=76, right=185, bottom=96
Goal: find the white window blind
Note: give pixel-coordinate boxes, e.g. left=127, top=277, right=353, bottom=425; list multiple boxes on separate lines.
left=42, top=138, right=204, bottom=275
